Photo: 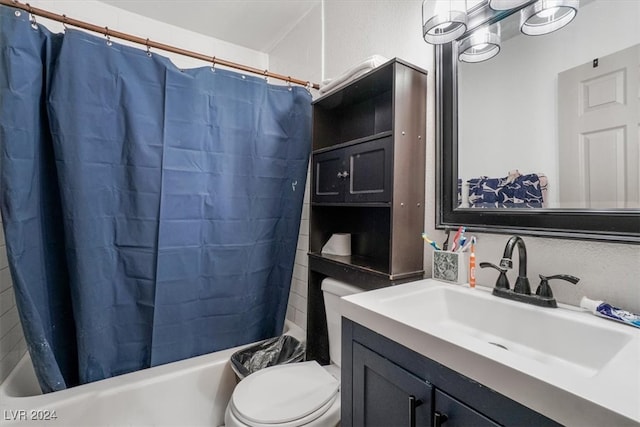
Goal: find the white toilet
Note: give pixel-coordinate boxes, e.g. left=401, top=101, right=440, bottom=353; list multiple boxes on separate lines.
left=224, top=278, right=362, bottom=427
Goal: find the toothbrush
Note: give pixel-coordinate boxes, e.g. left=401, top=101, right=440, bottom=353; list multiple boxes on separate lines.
left=442, top=229, right=451, bottom=250
left=421, top=233, right=442, bottom=251
left=451, top=226, right=465, bottom=251
left=469, top=237, right=476, bottom=288
left=458, top=236, right=475, bottom=253
left=456, top=236, right=467, bottom=252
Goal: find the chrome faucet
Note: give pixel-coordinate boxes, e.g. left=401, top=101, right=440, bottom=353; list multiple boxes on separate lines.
left=499, top=235, right=531, bottom=295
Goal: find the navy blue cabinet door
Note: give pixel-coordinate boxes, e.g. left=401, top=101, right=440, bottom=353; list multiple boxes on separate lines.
left=352, top=342, right=433, bottom=427
left=435, top=389, right=500, bottom=427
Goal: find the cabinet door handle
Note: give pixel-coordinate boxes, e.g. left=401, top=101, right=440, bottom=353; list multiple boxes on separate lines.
left=409, top=395, right=423, bottom=427
left=337, top=172, right=344, bottom=178
left=342, top=170, right=349, bottom=178
left=434, top=411, right=449, bottom=427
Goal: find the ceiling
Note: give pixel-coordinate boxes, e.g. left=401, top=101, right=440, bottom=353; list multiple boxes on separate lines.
left=99, top=0, right=320, bottom=52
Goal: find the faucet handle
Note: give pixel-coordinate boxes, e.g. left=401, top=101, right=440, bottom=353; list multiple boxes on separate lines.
left=536, top=274, right=580, bottom=298
left=479, top=262, right=510, bottom=290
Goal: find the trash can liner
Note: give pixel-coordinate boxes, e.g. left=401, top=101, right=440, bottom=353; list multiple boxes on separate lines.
left=230, top=335, right=305, bottom=379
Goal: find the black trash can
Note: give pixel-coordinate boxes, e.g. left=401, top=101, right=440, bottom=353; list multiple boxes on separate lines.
left=230, top=335, right=305, bottom=380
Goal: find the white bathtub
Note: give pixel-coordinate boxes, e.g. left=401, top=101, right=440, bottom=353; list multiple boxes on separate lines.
left=0, top=321, right=305, bottom=427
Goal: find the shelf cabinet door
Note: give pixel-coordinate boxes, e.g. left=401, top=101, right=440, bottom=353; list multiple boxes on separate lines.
left=312, top=149, right=345, bottom=203
left=344, top=136, right=392, bottom=203
left=435, top=389, right=500, bottom=427
left=311, top=136, right=393, bottom=204
left=352, top=342, right=433, bottom=427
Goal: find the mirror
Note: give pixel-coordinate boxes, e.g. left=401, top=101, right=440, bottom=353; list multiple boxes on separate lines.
left=437, top=0, right=640, bottom=241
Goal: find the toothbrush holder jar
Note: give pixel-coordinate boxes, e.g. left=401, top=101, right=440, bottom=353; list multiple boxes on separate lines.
left=432, top=251, right=469, bottom=284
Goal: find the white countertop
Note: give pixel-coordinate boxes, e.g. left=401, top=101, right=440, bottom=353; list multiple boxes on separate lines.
left=340, top=279, right=640, bottom=426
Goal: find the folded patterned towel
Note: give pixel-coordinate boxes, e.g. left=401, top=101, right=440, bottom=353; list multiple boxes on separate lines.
left=319, top=55, right=389, bottom=95
left=467, top=170, right=547, bottom=208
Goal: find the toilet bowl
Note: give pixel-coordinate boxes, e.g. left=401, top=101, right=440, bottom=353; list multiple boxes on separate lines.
left=224, top=361, right=340, bottom=427
left=224, top=278, right=362, bottom=427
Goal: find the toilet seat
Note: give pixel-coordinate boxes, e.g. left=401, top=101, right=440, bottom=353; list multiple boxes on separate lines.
left=228, top=361, right=339, bottom=427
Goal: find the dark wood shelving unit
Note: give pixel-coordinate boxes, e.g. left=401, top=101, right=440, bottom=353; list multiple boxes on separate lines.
left=307, top=58, right=428, bottom=364
left=311, top=131, right=393, bottom=154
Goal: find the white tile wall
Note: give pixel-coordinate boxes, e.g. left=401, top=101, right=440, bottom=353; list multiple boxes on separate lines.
left=286, top=168, right=311, bottom=331
left=0, top=217, right=27, bottom=383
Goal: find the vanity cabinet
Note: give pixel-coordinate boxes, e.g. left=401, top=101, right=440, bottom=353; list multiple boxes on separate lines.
left=342, top=319, right=562, bottom=427
left=307, top=58, right=428, bottom=364
left=434, top=390, right=500, bottom=427
left=352, top=342, right=433, bottom=426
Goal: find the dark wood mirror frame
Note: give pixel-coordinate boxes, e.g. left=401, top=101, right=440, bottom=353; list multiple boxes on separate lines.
left=435, top=40, right=640, bottom=243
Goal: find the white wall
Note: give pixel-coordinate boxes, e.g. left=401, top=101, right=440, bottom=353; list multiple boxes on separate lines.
left=27, top=0, right=268, bottom=70
left=274, top=0, right=437, bottom=332
left=0, top=0, right=268, bottom=384
left=271, top=0, right=640, bottom=334
left=459, top=0, right=640, bottom=206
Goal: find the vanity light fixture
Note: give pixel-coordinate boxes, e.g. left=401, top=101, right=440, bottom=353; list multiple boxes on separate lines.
left=489, top=0, right=531, bottom=11
left=520, top=0, right=579, bottom=36
left=422, top=0, right=468, bottom=45
left=422, top=0, right=579, bottom=62
left=458, top=23, right=501, bottom=63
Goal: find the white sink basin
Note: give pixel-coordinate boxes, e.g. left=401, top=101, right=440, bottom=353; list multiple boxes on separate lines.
left=340, top=279, right=640, bottom=425
left=378, top=284, right=632, bottom=377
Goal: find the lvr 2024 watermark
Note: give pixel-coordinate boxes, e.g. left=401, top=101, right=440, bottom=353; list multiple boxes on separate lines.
left=3, top=409, right=58, bottom=421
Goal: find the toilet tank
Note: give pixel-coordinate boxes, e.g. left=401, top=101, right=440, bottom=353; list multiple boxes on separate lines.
left=321, top=278, right=362, bottom=367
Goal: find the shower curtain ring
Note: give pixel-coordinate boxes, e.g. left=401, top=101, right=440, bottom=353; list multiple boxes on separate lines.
left=62, top=14, right=68, bottom=31
left=287, top=76, right=292, bottom=91
left=211, top=56, right=216, bottom=72
left=145, top=38, right=152, bottom=57
left=305, top=81, right=312, bottom=92
left=104, top=26, right=112, bottom=46
left=26, top=4, right=37, bottom=28
left=263, top=70, right=269, bottom=82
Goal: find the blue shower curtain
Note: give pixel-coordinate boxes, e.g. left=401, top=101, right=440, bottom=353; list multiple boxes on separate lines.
left=0, top=5, right=310, bottom=392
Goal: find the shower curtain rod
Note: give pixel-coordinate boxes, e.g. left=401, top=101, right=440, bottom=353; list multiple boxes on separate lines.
left=0, top=0, right=320, bottom=90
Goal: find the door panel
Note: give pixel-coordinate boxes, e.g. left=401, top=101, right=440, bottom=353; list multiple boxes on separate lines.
left=345, top=136, right=392, bottom=203
left=313, top=150, right=344, bottom=203
left=435, top=390, right=500, bottom=427
left=578, top=127, right=627, bottom=206
left=352, top=342, right=433, bottom=427
left=558, top=44, right=639, bottom=208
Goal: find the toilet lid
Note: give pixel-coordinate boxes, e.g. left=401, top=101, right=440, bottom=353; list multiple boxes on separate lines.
left=231, top=361, right=339, bottom=425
